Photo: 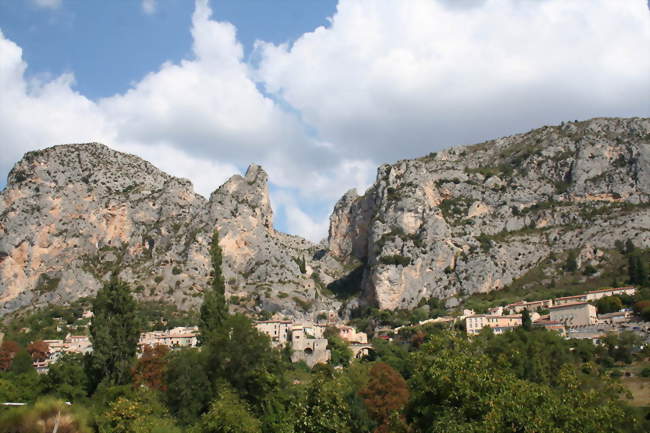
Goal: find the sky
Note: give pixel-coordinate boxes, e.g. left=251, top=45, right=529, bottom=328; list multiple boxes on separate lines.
left=0, top=0, right=648, bottom=242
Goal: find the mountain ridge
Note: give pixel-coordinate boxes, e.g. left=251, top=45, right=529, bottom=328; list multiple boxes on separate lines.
left=1, top=117, right=649, bottom=317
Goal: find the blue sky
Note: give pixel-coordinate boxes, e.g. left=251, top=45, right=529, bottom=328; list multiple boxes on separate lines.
left=0, top=0, right=648, bottom=241
left=0, top=0, right=337, bottom=99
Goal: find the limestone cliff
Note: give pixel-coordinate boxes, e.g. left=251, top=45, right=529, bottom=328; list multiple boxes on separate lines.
left=0, top=143, right=344, bottom=317
left=328, top=117, right=650, bottom=310
left=2, top=117, right=648, bottom=316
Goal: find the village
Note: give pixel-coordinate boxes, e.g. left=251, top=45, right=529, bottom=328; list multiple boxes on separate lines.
left=6, top=286, right=648, bottom=374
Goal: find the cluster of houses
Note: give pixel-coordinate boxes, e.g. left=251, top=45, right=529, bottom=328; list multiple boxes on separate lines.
left=465, top=287, right=638, bottom=339
left=253, top=320, right=370, bottom=367
left=28, top=319, right=370, bottom=372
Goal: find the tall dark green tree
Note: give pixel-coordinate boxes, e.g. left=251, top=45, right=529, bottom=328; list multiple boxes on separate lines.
left=521, top=308, right=532, bottom=331
left=199, top=229, right=228, bottom=345
left=628, top=251, right=648, bottom=287
left=88, top=277, right=140, bottom=388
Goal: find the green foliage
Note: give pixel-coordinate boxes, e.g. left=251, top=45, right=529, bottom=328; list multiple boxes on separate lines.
left=293, top=255, right=307, bottom=274
left=408, top=332, right=633, bottom=433
left=324, top=328, right=352, bottom=367
left=596, top=296, right=623, bottom=314
left=9, top=349, right=35, bottom=375
left=0, top=397, right=92, bottom=433
left=164, top=348, right=212, bottom=425
left=199, top=230, right=228, bottom=346
left=521, top=309, right=532, bottom=331
left=98, top=388, right=181, bottom=433
left=204, top=314, right=285, bottom=408
left=88, top=277, right=140, bottom=389
left=43, top=353, right=89, bottom=402
left=565, top=250, right=578, bottom=272
left=294, top=374, right=353, bottom=433
left=379, top=255, right=411, bottom=266
left=193, top=388, right=262, bottom=433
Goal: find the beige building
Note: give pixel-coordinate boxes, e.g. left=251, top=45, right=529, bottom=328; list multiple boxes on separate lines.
left=586, top=287, right=636, bottom=301
left=289, top=325, right=330, bottom=367
left=466, top=314, right=523, bottom=335
left=533, top=320, right=567, bottom=337
left=549, top=302, right=597, bottom=327
left=138, top=326, right=198, bottom=350
left=505, top=299, right=553, bottom=313
left=336, top=325, right=368, bottom=344
left=254, top=320, right=292, bottom=347
left=553, top=294, right=589, bottom=306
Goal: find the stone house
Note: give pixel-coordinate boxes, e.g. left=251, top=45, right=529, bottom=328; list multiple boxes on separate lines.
left=254, top=320, right=292, bottom=348
left=289, top=325, right=330, bottom=367
left=586, top=287, right=636, bottom=301
left=549, top=302, right=597, bottom=327
left=505, top=299, right=553, bottom=313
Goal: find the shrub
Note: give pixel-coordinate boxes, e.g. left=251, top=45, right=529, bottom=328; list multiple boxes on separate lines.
left=379, top=255, right=411, bottom=266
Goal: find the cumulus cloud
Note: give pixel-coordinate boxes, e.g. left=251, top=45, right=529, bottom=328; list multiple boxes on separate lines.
left=32, top=0, right=62, bottom=9
left=0, top=1, right=374, bottom=241
left=257, top=0, right=650, bottom=163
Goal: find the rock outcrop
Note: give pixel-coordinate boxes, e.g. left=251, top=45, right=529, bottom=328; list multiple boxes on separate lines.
left=0, top=143, right=344, bottom=317
left=2, top=117, right=648, bottom=316
left=328, top=117, right=650, bottom=310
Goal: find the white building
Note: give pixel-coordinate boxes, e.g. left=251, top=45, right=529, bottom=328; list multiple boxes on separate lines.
left=466, top=314, right=523, bottom=335
left=254, top=320, right=292, bottom=348
left=586, top=287, right=636, bottom=302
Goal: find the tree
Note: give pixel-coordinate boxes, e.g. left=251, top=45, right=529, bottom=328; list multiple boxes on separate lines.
left=324, top=327, right=353, bottom=367
left=199, top=229, right=228, bottom=345
left=194, top=388, right=262, bottom=433
left=10, top=348, right=36, bottom=375
left=521, top=309, right=532, bottom=331
left=43, top=353, right=89, bottom=402
left=565, top=250, right=578, bottom=272
left=294, top=374, right=353, bottom=433
left=359, top=363, right=409, bottom=433
left=628, top=251, right=649, bottom=287
left=0, top=340, right=20, bottom=371
left=164, top=348, right=212, bottom=425
left=132, top=344, right=170, bottom=392
left=88, top=277, right=140, bottom=388
left=27, top=340, right=49, bottom=362
left=205, top=313, right=285, bottom=408
left=99, top=388, right=181, bottom=433
left=596, top=296, right=623, bottom=314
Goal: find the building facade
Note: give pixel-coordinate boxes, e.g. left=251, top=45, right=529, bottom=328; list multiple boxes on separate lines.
left=549, top=302, right=597, bottom=327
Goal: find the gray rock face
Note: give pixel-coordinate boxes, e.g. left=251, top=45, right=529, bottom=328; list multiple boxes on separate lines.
left=2, top=117, right=648, bottom=316
left=0, top=143, right=344, bottom=317
left=327, top=117, right=650, bottom=310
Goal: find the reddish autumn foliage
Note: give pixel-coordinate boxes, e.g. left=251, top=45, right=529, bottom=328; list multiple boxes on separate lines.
left=132, top=344, right=170, bottom=391
left=0, top=340, right=21, bottom=371
left=27, top=340, right=50, bottom=362
left=359, top=362, right=410, bottom=432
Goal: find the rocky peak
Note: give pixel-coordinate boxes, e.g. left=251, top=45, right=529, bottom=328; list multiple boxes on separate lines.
left=209, top=164, right=273, bottom=230
left=328, top=117, right=650, bottom=310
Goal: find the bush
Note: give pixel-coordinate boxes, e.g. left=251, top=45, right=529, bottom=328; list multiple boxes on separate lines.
left=640, top=368, right=650, bottom=378
left=379, top=255, right=411, bottom=266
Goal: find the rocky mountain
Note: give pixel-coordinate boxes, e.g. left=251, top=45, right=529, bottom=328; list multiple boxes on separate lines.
left=329, top=117, right=650, bottom=310
left=0, top=143, right=345, bottom=317
left=1, top=117, right=649, bottom=317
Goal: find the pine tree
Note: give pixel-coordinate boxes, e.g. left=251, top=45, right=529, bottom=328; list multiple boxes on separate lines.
left=199, top=229, right=228, bottom=345
left=88, top=276, right=140, bottom=388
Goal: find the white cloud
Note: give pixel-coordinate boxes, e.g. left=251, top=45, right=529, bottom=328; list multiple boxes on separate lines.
left=32, top=0, right=62, bottom=9
left=257, top=0, right=650, bottom=163
left=142, top=0, right=156, bottom=15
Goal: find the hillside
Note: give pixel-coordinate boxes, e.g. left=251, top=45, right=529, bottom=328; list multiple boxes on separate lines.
left=1, top=117, right=648, bottom=316
left=328, top=117, right=650, bottom=310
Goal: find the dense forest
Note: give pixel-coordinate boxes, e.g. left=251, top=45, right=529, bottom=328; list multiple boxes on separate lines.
left=1, top=232, right=649, bottom=433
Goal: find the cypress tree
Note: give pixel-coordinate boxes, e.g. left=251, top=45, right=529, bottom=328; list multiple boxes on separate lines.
left=199, top=229, right=228, bottom=345
left=88, top=276, right=139, bottom=388
left=522, top=309, right=533, bottom=331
